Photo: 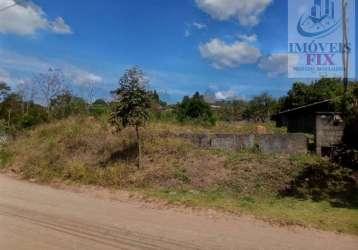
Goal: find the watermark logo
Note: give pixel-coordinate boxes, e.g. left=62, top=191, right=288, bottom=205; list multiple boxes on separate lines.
left=297, top=0, right=340, bottom=38
left=288, top=0, right=355, bottom=78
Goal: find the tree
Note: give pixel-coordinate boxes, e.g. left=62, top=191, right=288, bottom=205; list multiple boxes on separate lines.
left=0, top=83, right=48, bottom=130
left=16, top=80, right=39, bottom=115
left=51, top=91, right=88, bottom=119
left=32, top=68, right=67, bottom=114
left=282, top=82, right=310, bottom=109
left=110, top=67, right=151, bottom=168
left=340, top=83, right=358, bottom=149
left=93, top=99, right=107, bottom=106
left=280, top=79, right=344, bottom=110
left=20, top=103, right=48, bottom=129
left=0, top=93, right=23, bottom=128
left=90, top=99, right=109, bottom=117
left=0, top=82, right=11, bottom=102
left=84, top=81, right=96, bottom=104
left=147, top=90, right=167, bottom=119
left=245, top=92, right=277, bottom=122
left=219, top=100, right=247, bottom=122
left=177, top=92, right=216, bottom=126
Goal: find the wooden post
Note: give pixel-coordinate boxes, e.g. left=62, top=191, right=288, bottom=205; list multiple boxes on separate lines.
left=7, top=109, right=11, bottom=128
left=135, top=125, right=142, bottom=169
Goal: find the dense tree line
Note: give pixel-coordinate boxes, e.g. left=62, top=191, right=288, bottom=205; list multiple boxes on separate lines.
left=279, top=78, right=345, bottom=110
left=1, top=65, right=356, bottom=138
left=208, top=78, right=356, bottom=124
left=0, top=69, right=109, bottom=134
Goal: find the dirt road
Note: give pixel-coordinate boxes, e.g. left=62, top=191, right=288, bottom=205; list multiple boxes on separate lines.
left=0, top=175, right=357, bottom=250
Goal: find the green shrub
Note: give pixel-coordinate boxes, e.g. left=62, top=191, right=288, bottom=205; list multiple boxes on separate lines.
left=174, top=168, right=191, bottom=184
left=283, top=162, right=358, bottom=207
left=331, top=145, right=358, bottom=170
left=20, top=114, right=47, bottom=128
left=177, top=92, right=216, bottom=126
left=0, top=149, right=12, bottom=168
left=90, top=99, right=110, bottom=118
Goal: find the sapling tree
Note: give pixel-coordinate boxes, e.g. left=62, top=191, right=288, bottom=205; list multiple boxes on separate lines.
left=110, top=67, right=151, bottom=168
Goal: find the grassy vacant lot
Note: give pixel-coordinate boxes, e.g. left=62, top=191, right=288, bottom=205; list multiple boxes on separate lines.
left=1, top=116, right=357, bottom=235
left=147, top=119, right=287, bottom=134
left=144, top=191, right=358, bottom=235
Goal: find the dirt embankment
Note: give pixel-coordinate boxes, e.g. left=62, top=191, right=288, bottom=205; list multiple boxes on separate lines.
left=1, top=117, right=310, bottom=195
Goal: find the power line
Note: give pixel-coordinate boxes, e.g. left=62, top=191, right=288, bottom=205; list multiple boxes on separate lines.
left=0, top=3, right=17, bottom=12
left=0, top=0, right=26, bottom=13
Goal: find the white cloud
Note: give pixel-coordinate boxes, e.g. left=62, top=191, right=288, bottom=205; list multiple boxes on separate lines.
left=215, top=90, right=236, bottom=100
left=193, top=22, right=207, bottom=30
left=50, top=17, right=72, bottom=34
left=258, top=53, right=299, bottom=77
left=0, top=69, right=11, bottom=83
left=185, top=22, right=207, bottom=38
left=238, top=34, right=257, bottom=43
left=64, top=67, right=103, bottom=85
left=0, top=68, right=26, bottom=86
left=0, top=0, right=72, bottom=35
left=0, top=50, right=49, bottom=73
left=0, top=50, right=103, bottom=85
left=195, top=0, right=272, bottom=27
left=199, top=38, right=261, bottom=69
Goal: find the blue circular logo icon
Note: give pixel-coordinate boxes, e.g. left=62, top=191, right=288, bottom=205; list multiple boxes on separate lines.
left=297, top=0, right=341, bottom=38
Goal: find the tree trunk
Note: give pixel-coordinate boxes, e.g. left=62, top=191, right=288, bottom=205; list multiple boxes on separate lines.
left=135, top=125, right=142, bottom=169
left=7, top=110, right=11, bottom=128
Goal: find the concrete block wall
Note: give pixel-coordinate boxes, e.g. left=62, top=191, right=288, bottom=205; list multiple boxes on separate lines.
left=210, top=134, right=255, bottom=150
left=315, top=113, right=345, bottom=154
left=257, top=134, right=308, bottom=154
left=179, top=133, right=308, bottom=154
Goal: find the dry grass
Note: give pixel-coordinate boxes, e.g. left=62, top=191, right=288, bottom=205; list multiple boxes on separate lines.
left=4, top=116, right=136, bottom=186
left=147, top=120, right=287, bottom=135
left=2, top=116, right=312, bottom=195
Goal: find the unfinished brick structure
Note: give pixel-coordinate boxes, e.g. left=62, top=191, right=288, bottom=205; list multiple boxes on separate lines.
left=315, top=112, right=345, bottom=155
left=274, top=100, right=345, bottom=155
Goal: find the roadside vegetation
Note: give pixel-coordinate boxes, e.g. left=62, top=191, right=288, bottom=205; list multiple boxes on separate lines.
left=145, top=191, right=358, bottom=235
left=0, top=67, right=357, bottom=235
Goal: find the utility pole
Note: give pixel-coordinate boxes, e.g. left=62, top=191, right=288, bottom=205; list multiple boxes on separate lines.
left=342, top=0, right=349, bottom=93
left=342, top=0, right=349, bottom=113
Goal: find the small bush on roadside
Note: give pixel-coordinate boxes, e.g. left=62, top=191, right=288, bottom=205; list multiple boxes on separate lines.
left=331, top=145, right=358, bottom=170
left=283, top=162, right=358, bottom=208
left=0, top=149, right=12, bottom=168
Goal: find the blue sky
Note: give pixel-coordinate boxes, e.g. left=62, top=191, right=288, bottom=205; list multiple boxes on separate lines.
left=0, top=0, right=356, bottom=103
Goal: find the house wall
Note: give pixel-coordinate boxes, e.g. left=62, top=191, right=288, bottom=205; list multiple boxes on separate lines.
left=315, top=113, right=345, bottom=154
left=286, top=113, right=316, bottom=134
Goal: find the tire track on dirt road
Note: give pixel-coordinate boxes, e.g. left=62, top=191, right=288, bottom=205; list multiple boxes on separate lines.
left=0, top=203, right=201, bottom=250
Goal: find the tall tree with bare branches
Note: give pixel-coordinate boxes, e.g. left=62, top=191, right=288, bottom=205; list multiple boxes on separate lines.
left=32, top=68, right=67, bottom=114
